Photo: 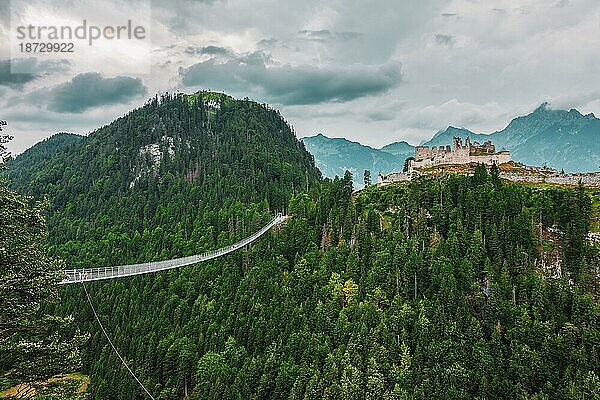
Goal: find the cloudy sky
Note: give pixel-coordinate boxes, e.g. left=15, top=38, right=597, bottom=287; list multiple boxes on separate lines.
left=1, top=0, right=600, bottom=154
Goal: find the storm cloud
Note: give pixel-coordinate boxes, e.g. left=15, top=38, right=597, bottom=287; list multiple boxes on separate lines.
left=298, top=30, right=363, bottom=43
left=45, top=72, right=147, bottom=113
left=184, top=45, right=233, bottom=57
left=0, top=58, right=71, bottom=88
left=434, top=34, right=456, bottom=46
left=180, top=51, right=403, bottom=105
left=3, top=0, right=600, bottom=155
left=0, top=61, right=36, bottom=88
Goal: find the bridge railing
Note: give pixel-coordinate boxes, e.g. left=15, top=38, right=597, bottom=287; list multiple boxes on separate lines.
left=60, top=214, right=288, bottom=284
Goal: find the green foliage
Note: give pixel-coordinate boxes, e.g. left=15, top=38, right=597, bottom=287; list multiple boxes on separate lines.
left=403, top=157, right=414, bottom=173
left=4, top=133, right=83, bottom=186
left=363, top=170, right=371, bottom=188
left=46, top=173, right=599, bottom=399
left=1, top=373, right=90, bottom=400
left=185, top=91, right=234, bottom=107
left=1, top=133, right=13, bottom=162
left=5, top=95, right=598, bottom=400
left=0, top=178, right=85, bottom=393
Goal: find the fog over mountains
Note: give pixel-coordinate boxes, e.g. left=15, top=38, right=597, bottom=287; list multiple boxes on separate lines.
left=303, top=103, right=600, bottom=186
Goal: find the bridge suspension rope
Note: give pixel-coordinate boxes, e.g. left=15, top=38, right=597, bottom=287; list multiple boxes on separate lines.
left=60, top=214, right=288, bottom=284
left=82, top=282, right=156, bottom=400
left=73, top=214, right=288, bottom=397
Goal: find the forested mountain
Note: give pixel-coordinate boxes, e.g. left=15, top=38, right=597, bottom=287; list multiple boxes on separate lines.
left=5, top=132, right=84, bottom=190
left=5, top=94, right=599, bottom=399
left=8, top=92, right=321, bottom=268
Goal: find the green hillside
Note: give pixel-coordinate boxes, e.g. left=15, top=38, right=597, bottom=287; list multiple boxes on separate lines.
left=7, top=92, right=321, bottom=268
left=4, top=95, right=598, bottom=400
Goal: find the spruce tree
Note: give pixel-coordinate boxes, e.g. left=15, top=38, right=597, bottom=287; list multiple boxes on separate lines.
left=0, top=138, right=84, bottom=393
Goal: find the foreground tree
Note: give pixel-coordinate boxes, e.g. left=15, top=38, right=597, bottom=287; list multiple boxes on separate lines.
left=0, top=140, right=84, bottom=398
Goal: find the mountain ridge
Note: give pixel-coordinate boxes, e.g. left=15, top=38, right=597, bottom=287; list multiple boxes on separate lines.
left=304, top=103, right=600, bottom=183
left=302, top=133, right=410, bottom=186
left=7, top=91, right=322, bottom=266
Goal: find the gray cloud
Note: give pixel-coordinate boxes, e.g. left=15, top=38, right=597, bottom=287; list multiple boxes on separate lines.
left=298, top=30, right=363, bottom=43
left=257, top=38, right=281, bottom=48
left=184, top=45, right=233, bottom=57
left=547, top=90, right=600, bottom=110
left=0, top=58, right=71, bottom=88
left=299, top=29, right=333, bottom=42
left=365, top=111, right=396, bottom=122
left=44, top=72, right=147, bottom=113
left=434, top=34, right=456, bottom=46
left=0, top=61, right=36, bottom=88
left=554, top=0, right=571, bottom=7
left=11, top=58, right=71, bottom=74
left=180, top=51, right=402, bottom=105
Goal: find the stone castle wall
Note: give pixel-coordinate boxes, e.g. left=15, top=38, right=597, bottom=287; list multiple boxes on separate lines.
left=377, top=170, right=600, bottom=188
left=410, top=136, right=510, bottom=172
left=501, top=171, right=600, bottom=187
left=377, top=171, right=411, bottom=186
left=410, top=151, right=511, bottom=170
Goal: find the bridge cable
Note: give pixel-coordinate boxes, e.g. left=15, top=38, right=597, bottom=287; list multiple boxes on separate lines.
left=82, top=282, right=156, bottom=400
left=61, top=215, right=287, bottom=284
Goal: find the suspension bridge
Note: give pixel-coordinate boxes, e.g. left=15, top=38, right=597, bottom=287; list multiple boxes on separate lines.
left=60, top=213, right=288, bottom=285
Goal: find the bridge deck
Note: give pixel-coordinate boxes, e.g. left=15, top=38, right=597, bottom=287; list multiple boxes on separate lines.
left=60, top=214, right=288, bottom=284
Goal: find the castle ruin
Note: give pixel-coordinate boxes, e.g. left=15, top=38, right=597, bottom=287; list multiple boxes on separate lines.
left=410, top=136, right=511, bottom=171
left=376, top=136, right=600, bottom=188
left=377, top=136, right=512, bottom=186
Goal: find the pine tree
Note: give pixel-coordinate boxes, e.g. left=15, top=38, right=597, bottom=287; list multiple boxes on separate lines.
left=0, top=176, right=85, bottom=388
left=363, top=170, right=371, bottom=187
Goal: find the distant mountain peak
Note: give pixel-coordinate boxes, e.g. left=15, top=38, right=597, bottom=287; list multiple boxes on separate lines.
left=520, top=102, right=595, bottom=124
left=533, top=102, right=550, bottom=113
left=304, top=133, right=329, bottom=141
left=529, top=102, right=586, bottom=119
left=380, top=140, right=415, bottom=155
left=444, top=126, right=472, bottom=134
left=302, top=134, right=414, bottom=187
left=425, top=126, right=478, bottom=145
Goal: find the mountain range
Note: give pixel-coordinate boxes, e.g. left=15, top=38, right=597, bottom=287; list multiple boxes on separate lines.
left=303, top=103, right=600, bottom=186
left=301, top=134, right=412, bottom=186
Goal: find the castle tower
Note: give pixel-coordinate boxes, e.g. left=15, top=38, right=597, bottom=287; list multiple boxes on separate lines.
left=452, top=137, right=462, bottom=151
